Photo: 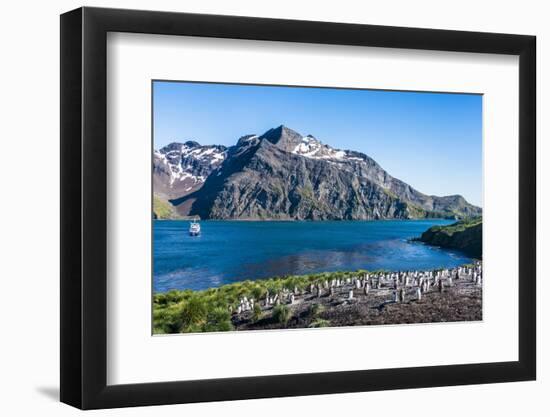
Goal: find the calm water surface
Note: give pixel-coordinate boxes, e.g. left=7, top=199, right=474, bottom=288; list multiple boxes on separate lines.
left=153, top=220, right=472, bottom=292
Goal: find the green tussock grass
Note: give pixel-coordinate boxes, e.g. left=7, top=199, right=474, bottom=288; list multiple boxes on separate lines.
left=308, top=318, right=331, bottom=328
left=272, top=304, right=291, bottom=326
left=153, top=269, right=383, bottom=334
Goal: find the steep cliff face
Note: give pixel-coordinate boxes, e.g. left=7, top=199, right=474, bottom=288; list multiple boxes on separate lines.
left=156, top=125, right=481, bottom=220
left=417, top=218, right=482, bottom=258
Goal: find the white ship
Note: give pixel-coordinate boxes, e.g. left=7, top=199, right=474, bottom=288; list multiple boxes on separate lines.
left=189, top=219, right=201, bottom=236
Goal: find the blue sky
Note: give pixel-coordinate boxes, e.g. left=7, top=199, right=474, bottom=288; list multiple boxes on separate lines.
left=153, top=81, right=482, bottom=206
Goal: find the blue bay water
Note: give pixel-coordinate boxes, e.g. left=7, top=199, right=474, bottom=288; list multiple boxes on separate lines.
left=153, top=219, right=471, bottom=292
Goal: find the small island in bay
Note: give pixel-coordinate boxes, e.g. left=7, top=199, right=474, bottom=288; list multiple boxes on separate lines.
left=152, top=81, right=483, bottom=334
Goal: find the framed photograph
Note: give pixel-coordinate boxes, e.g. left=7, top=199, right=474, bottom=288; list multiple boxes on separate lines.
left=60, top=7, right=536, bottom=409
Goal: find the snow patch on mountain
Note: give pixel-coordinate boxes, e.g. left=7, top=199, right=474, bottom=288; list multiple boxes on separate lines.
left=154, top=141, right=227, bottom=189
left=291, top=134, right=356, bottom=162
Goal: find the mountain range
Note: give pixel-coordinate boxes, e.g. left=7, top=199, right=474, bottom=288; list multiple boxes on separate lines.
left=153, top=125, right=481, bottom=220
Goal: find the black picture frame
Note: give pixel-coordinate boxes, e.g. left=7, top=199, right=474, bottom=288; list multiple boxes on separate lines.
left=60, top=6, right=536, bottom=410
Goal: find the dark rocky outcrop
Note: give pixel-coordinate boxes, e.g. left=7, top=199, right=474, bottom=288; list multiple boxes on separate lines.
left=416, top=217, right=482, bottom=258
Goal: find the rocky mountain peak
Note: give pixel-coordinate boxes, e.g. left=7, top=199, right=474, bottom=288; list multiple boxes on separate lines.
left=253, top=126, right=366, bottom=162
left=259, top=125, right=304, bottom=152
left=183, top=140, right=201, bottom=148
left=236, top=134, right=260, bottom=147
left=159, top=142, right=186, bottom=153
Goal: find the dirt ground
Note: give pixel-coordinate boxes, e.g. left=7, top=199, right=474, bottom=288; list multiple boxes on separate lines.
left=233, top=279, right=482, bottom=331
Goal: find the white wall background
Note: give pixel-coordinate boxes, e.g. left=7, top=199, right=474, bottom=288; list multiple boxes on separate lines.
left=0, top=0, right=545, bottom=415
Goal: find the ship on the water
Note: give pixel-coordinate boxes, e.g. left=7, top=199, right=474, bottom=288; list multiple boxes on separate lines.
left=189, top=219, right=201, bottom=236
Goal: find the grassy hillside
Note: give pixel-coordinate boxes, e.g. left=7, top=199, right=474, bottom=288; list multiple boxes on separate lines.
left=153, top=194, right=180, bottom=219
left=417, top=217, right=482, bottom=258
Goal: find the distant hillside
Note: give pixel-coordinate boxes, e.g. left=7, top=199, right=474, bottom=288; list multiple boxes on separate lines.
left=154, top=125, right=482, bottom=220
left=153, top=194, right=180, bottom=220
left=153, top=141, right=227, bottom=200
left=416, top=217, right=482, bottom=259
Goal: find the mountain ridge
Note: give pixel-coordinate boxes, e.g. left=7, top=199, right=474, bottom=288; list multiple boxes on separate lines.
left=153, top=125, right=481, bottom=220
